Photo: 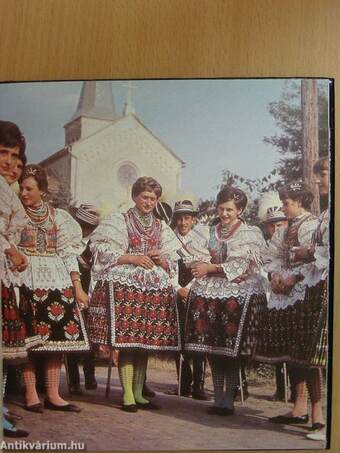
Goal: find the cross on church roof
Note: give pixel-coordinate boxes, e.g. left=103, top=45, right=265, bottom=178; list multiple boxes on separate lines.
left=123, top=81, right=137, bottom=116
left=70, top=81, right=117, bottom=122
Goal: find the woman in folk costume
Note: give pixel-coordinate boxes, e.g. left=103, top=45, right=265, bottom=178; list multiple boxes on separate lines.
left=0, top=121, right=39, bottom=437
left=266, top=162, right=329, bottom=442
left=88, top=176, right=181, bottom=412
left=254, top=182, right=327, bottom=430
left=184, top=186, right=266, bottom=415
left=18, top=165, right=89, bottom=413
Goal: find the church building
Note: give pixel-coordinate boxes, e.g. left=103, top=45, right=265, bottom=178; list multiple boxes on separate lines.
left=40, top=81, right=185, bottom=212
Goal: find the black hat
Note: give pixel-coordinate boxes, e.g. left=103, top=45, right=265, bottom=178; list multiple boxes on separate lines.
left=153, top=201, right=173, bottom=225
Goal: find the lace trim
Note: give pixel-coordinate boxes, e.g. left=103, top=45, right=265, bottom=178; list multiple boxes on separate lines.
left=99, top=264, right=176, bottom=292
left=191, top=276, right=264, bottom=298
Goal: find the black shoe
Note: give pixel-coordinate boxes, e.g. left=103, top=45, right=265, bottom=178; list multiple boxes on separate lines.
left=310, top=422, right=325, bottom=431
left=24, top=403, right=43, bottom=413
left=269, top=414, right=309, bottom=425
left=218, top=407, right=235, bottom=416
left=206, top=406, right=221, bottom=415
left=269, top=391, right=285, bottom=402
left=4, top=427, right=29, bottom=438
left=142, top=383, right=155, bottom=398
left=44, top=399, right=82, bottom=412
left=164, top=387, right=190, bottom=397
left=136, top=401, right=161, bottom=410
left=234, top=388, right=250, bottom=402
left=69, top=385, right=83, bottom=396
left=85, top=377, right=97, bottom=390
left=192, top=388, right=209, bottom=401
left=122, top=404, right=138, bottom=413
left=207, top=406, right=234, bottom=416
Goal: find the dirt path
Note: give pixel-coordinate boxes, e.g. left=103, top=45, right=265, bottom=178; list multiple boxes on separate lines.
left=4, top=360, right=326, bottom=451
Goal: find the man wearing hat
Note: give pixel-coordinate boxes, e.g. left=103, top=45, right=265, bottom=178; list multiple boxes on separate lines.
left=169, top=200, right=210, bottom=400
left=66, top=204, right=100, bottom=394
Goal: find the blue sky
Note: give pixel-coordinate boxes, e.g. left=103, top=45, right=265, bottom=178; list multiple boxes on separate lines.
left=0, top=78, right=313, bottom=199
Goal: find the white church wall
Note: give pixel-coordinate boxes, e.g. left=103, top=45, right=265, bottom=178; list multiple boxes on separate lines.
left=69, top=115, right=183, bottom=212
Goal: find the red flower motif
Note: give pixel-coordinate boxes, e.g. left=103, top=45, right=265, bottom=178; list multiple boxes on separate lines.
left=63, top=288, right=74, bottom=299
left=155, top=324, right=163, bottom=334
left=225, top=298, right=239, bottom=313
left=122, top=320, right=130, bottom=329
left=127, top=291, right=135, bottom=301
left=225, top=322, right=237, bottom=337
left=148, top=237, right=157, bottom=247
left=153, top=294, right=161, bottom=305
left=146, top=325, right=154, bottom=334
left=165, top=325, right=172, bottom=335
left=209, top=300, right=218, bottom=311
left=136, top=293, right=144, bottom=303
left=50, top=303, right=64, bottom=317
left=115, top=290, right=124, bottom=301
left=124, top=306, right=133, bottom=315
left=196, top=319, right=208, bottom=334
left=35, top=288, right=48, bottom=299
left=115, top=306, right=123, bottom=315
left=195, top=297, right=205, bottom=310
left=134, top=307, right=143, bottom=317
left=9, top=308, right=17, bottom=320
left=37, top=322, right=51, bottom=338
left=131, top=321, right=139, bottom=330
left=159, top=310, right=167, bottom=320
left=65, top=322, right=79, bottom=336
left=149, top=310, right=157, bottom=320
left=3, top=327, right=9, bottom=342
left=131, top=235, right=141, bottom=247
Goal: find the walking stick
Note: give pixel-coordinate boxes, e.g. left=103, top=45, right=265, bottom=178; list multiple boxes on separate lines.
left=105, top=348, right=114, bottom=399
left=63, top=354, right=71, bottom=394
left=283, top=362, right=288, bottom=403
left=178, top=353, right=183, bottom=398
left=239, top=366, right=244, bottom=405
left=202, top=355, right=207, bottom=388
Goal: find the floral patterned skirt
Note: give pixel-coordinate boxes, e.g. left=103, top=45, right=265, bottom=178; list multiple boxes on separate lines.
left=2, top=282, right=28, bottom=362
left=184, top=291, right=266, bottom=357
left=254, top=280, right=328, bottom=367
left=19, top=285, right=90, bottom=353
left=88, top=280, right=180, bottom=352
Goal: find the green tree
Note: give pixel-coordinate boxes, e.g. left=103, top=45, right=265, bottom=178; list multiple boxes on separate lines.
left=264, top=80, right=329, bottom=185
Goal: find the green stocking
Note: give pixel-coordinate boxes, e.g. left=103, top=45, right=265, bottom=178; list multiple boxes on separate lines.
left=133, top=353, right=149, bottom=404
left=118, top=351, right=135, bottom=406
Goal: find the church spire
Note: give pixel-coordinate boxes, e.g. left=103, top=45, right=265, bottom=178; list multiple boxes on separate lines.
left=71, top=81, right=117, bottom=121
left=64, top=81, right=117, bottom=145
left=123, top=81, right=136, bottom=116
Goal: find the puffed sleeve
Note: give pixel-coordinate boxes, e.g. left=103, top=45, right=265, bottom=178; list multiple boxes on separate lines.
left=300, top=211, right=329, bottom=285
left=221, top=225, right=265, bottom=281
left=262, top=228, right=287, bottom=274
left=55, top=208, right=83, bottom=274
left=0, top=175, right=27, bottom=254
left=160, top=222, right=182, bottom=277
left=90, top=213, right=129, bottom=276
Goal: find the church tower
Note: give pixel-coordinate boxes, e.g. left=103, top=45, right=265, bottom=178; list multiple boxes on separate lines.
left=64, top=81, right=117, bottom=145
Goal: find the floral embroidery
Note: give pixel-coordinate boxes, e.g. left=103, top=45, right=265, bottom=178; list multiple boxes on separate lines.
left=47, top=302, right=65, bottom=322
left=64, top=321, right=80, bottom=340
left=36, top=321, right=51, bottom=340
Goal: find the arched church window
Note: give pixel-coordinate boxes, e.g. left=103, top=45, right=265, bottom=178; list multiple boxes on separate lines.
left=117, top=162, right=139, bottom=188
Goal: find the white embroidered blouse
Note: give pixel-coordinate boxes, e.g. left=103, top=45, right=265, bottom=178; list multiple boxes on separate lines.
left=263, top=213, right=318, bottom=309
left=191, top=221, right=265, bottom=299
left=0, top=174, right=28, bottom=286
left=19, top=208, right=82, bottom=291
left=90, top=211, right=181, bottom=292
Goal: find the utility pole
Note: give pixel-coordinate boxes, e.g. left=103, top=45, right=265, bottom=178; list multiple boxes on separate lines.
left=301, top=79, right=320, bottom=215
